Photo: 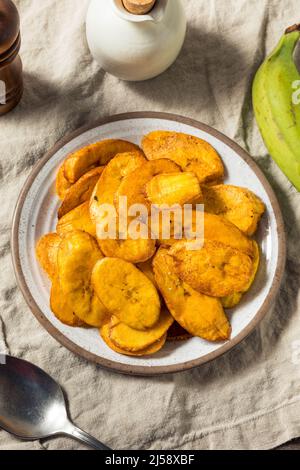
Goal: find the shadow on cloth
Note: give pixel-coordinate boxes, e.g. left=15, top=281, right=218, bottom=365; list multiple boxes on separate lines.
left=126, top=25, right=248, bottom=116
left=14, top=68, right=106, bottom=134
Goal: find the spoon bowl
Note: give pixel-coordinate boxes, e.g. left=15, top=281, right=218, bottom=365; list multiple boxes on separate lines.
left=0, top=356, right=110, bottom=449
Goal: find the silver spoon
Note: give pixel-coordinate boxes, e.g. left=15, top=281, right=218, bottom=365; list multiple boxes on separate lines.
left=0, top=355, right=110, bottom=450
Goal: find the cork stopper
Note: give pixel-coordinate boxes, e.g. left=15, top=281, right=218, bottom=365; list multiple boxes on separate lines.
left=122, top=0, right=156, bottom=15
left=0, top=0, right=20, bottom=58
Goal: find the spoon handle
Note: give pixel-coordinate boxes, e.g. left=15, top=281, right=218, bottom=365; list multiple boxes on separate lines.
left=67, top=425, right=111, bottom=450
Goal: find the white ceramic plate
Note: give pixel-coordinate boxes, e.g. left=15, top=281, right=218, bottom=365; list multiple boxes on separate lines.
left=12, top=112, right=286, bottom=375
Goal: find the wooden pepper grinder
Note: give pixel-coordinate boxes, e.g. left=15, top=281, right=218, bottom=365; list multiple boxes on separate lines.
left=122, top=0, right=157, bottom=15
left=0, top=0, right=23, bottom=116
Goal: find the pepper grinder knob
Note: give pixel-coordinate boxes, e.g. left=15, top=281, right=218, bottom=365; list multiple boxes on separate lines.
left=0, top=0, right=23, bottom=116
left=122, top=0, right=156, bottom=15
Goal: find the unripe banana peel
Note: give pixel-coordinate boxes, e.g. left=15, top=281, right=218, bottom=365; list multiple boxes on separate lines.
left=253, top=24, right=300, bottom=190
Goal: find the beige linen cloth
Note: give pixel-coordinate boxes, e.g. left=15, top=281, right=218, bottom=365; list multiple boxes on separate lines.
left=1, top=0, right=300, bottom=450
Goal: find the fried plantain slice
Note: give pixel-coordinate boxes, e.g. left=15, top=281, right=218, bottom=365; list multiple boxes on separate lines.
left=146, top=172, right=202, bottom=206
left=108, top=310, right=173, bottom=352
left=153, top=248, right=231, bottom=342
left=159, top=211, right=255, bottom=258
left=221, top=240, right=260, bottom=308
left=58, top=167, right=104, bottom=219
left=170, top=240, right=254, bottom=298
left=99, top=235, right=156, bottom=264
left=56, top=165, right=72, bottom=200
left=221, top=292, right=243, bottom=309
left=36, top=233, right=61, bottom=280
left=142, top=131, right=224, bottom=185
left=203, top=213, right=255, bottom=257
left=57, top=202, right=96, bottom=238
left=50, top=278, right=85, bottom=327
left=92, top=258, right=161, bottom=331
left=90, top=152, right=151, bottom=262
left=58, top=231, right=108, bottom=327
left=100, top=323, right=167, bottom=356
left=137, top=257, right=158, bottom=289
left=202, top=184, right=265, bottom=236
left=90, top=151, right=146, bottom=222
left=64, top=140, right=141, bottom=184
left=115, top=159, right=181, bottom=211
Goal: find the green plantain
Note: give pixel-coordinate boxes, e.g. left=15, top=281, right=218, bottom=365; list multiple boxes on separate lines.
left=253, top=24, right=300, bottom=190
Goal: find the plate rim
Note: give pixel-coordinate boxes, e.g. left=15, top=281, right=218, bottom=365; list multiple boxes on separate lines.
left=11, top=111, right=286, bottom=376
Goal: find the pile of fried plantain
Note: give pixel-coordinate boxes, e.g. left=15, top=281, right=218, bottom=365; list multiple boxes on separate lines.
left=36, top=133, right=265, bottom=356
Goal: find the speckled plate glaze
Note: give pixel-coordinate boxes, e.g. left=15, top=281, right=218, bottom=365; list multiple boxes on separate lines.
left=11, top=112, right=286, bottom=376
